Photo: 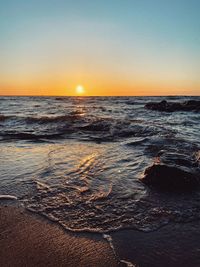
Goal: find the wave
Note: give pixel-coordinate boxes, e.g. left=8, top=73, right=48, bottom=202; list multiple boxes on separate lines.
left=0, top=114, right=12, bottom=121
left=25, top=186, right=200, bottom=234
left=0, top=131, right=65, bottom=140
left=0, top=114, right=82, bottom=124
left=79, top=120, right=111, bottom=132
left=25, top=114, right=81, bottom=124
left=1, top=96, right=199, bottom=143
left=0, top=115, right=170, bottom=142
left=0, top=194, right=17, bottom=200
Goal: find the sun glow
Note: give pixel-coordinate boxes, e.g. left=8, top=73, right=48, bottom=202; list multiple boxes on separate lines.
left=76, top=85, right=85, bottom=95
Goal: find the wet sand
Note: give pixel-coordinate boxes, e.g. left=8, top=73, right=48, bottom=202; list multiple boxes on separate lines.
left=0, top=205, right=119, bottom=267
left=112, top=222, right=200, bottom=267
left=1, top=204, right=200, bottom=267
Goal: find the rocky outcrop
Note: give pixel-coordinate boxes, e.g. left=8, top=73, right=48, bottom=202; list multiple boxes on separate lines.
left=145, top=100, right=200, bottom=112
left=141, top=151, right=200, bottom=192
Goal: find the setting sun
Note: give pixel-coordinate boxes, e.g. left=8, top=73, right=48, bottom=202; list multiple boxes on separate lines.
left=76, top=85, right=85, bottom=95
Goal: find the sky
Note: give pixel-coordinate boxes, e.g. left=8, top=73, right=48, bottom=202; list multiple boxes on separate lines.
left=0, top=0, right=199, bottom=96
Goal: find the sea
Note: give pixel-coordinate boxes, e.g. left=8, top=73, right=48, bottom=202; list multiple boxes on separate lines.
left=0, top=96, right=200, bottom=233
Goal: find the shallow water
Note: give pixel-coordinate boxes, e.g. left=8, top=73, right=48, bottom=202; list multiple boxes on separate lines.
left=0, top=96, right=200, bottom=233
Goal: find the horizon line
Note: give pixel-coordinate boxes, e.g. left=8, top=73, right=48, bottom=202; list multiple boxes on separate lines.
left=0, top=94, right=200, bottom=97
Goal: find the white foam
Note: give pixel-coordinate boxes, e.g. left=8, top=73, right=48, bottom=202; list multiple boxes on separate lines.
left=120, top=259, right=136, bottom=267
left=0, top=194, right=17, bottom=200
left=103, top=234, right=136, bottom=267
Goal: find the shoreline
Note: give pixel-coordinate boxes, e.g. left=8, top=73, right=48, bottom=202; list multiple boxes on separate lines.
left=0, top=204, right=120, bottom=267
left=1, top=203, right=200, bottom=267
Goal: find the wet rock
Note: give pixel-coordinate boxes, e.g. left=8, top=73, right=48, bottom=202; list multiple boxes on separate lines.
left=141, top=164, right=200, bottom=192
left=141, top=152, right=200, bottom=192
left=145, top=100, right=200, bottom=112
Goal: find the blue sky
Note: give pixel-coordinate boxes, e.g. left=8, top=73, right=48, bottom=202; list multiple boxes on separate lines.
left=0, top=0, right=199, bottom=95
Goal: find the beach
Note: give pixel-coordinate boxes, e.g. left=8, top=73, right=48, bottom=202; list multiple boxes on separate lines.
left=1, top=203, right=200, bottom=267
left=1, top=0, right=200, bottom=265
left=0, top=204, right=119, bottom=267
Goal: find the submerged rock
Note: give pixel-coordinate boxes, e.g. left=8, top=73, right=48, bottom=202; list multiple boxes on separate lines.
left=145, top=100, right=200, bottom=112
left=141, top=152, right=200, bottom=192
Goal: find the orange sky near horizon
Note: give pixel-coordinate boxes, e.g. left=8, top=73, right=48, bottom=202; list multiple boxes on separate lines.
left=1, top=75, right=199, bottom=96
left=1, top=63, right=199, bottom=96
left=1, top=82, right=200, bottom=96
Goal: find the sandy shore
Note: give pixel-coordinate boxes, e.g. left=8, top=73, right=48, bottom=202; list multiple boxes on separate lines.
left=0, top=205, right=119, bottom=267
left=1, top=204, right=200, bottom=267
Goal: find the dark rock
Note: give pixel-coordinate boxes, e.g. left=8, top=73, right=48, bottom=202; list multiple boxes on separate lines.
left=145, top=100, right=200, bottom=112
left=141, top=151, right=200, bottom=192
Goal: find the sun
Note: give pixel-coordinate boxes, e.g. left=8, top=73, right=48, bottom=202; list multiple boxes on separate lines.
left=76, top=85, right=85, bottom=95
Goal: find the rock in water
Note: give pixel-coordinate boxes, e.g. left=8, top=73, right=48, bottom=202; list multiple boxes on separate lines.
left=145, top=100, right=200, bottom=112
left=141, top=164, right=200, bottom=192
left=141, top=152, right=200, bottom=192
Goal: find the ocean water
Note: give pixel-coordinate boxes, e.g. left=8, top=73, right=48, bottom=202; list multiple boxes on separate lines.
left=0, top=96, right=200, bottom=233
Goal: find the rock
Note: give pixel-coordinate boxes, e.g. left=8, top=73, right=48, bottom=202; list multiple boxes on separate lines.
left=141, top=151, right=200, bottom=192
left=145, top=100, right=200, bottom=112
left=141, top=164, right=200, bottom=192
